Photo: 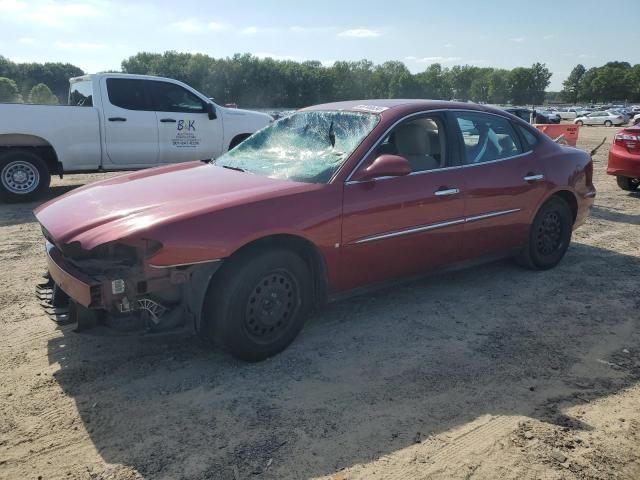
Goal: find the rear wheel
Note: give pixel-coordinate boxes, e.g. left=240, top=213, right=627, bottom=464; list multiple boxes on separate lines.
left=0, top=150, right=50, bottom=202
left=517, top=196, right=573, bottom=270
left=202, top=249, right=313, bottom=362
left=616, top=176, right=640, bottom=191
left=604, top=120, right=613, bottom=127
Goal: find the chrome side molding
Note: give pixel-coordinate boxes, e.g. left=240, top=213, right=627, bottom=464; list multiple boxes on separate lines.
left=351, top=208, right=522, bottom=244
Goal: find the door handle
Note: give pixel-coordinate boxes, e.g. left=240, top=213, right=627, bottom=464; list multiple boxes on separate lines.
left=434, top=187, right=460, bottom=197
left=108, top=117, right=127, bottom=122
left=160, top=118, right=177, bottom=123
left=523, top=174, right=544, bottom=182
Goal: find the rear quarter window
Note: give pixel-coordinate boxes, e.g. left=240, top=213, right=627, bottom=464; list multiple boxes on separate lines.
left=516, top=124, right=538, bottom=150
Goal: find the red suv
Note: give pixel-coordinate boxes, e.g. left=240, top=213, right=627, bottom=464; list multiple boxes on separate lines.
left=608, top=125, right=640, bottom=191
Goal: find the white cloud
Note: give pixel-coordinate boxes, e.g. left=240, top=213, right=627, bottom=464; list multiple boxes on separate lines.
left=55, top=41, right=107, bottom=50
left=171, top=19, right=229, bottom=33
left=338, top=28, right=381, bottom=38
left=289, top=25, right=333, bottom=34
left=543, top=34, right=555, bottom=40
left=405, top=55, right=462, bottom=63
left=0, top=0, right=106, bottom=27
left=18, top=37, right=36, bottom=44
left=208, top=22, right=228, bottom=31
left=171, top=18, right=204, bottom=33
left=241, top=26, right=259, bottom=35
left=443, top=43, right=454, bottom=48
left=510, top=37, right=525, bottom=43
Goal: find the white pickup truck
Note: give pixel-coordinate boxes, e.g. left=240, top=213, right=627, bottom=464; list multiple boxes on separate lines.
left=0, top=73, right=273, bottom=201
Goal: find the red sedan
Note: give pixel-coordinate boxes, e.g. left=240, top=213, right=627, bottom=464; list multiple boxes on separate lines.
left=35, top=100, right=596, bottom=361
left=608, top=125, right=640, bottom=191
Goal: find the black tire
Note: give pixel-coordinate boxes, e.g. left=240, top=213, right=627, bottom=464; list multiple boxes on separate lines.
left=517, top=196, right=573, bottom=270
left=0, top=149, right=50, bottom=202
left=604, top=120, right=612, bottom=127
left=616, top=176, right=640, bottom=191
left=202, top=248, right=313, bottom=362
left=575, top=120, right=584, bottom=126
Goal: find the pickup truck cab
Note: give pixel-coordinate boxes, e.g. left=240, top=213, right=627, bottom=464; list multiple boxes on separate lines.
left=0, top=73, right=272, bottom=201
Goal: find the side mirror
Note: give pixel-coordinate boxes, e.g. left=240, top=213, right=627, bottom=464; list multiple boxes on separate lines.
left=206, top=103, right=217, bottom=120
left=351, top=154, right=411, bottom=182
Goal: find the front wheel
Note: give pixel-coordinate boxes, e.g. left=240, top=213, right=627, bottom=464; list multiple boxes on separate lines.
left=616, top=176, right=640, bottom=191
left=516, top=197, right=573, bottom=270
left=0, top=150, right=50, bottom=202
left=575, top=120, right=584, bottom=126
left=604, top=120, right=612, bottom=127
left=202, top=249, right=313, bottom=362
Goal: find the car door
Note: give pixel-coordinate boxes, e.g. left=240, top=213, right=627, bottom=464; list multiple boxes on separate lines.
left=588, top=113, right=604, bottom=125
left=149, top=80, right=223, bottom=164
left=101, top=77, right=159, bottom=166
left=451, top=111, right=548, bottom=260
left=339, top=113, right=466, bottom=291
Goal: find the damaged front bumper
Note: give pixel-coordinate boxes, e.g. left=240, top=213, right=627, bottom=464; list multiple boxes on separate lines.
left=38, top=241, right=221, bottom=334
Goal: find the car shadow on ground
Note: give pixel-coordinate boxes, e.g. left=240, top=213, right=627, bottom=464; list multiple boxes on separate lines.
left=0, top=184, right=81, bottom=227
left=46, top=243, right=640, bottom=479
left=591, top=205, right=640, bottom=225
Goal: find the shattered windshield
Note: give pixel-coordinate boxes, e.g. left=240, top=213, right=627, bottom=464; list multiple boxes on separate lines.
left=215, top=110, right=380, bottom=183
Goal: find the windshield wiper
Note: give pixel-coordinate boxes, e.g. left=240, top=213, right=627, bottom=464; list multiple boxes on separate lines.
left=221, top=165, right=246, bottom=172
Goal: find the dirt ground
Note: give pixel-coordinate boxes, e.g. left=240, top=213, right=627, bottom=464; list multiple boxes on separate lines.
left=1, top=125, right=639, bottom=480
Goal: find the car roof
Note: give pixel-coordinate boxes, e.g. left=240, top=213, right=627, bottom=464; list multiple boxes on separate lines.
left=301, top=99, right=514, bottom=119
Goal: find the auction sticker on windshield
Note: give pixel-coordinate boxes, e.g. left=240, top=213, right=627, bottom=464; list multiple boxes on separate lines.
left=352, top=105, right=388, bottom=113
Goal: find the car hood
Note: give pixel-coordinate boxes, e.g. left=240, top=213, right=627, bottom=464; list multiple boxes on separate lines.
left=34, top=162, right=317, bottom=250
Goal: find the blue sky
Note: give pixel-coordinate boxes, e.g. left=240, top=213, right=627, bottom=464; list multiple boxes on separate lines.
left=1, top=0, right=639, bottom=90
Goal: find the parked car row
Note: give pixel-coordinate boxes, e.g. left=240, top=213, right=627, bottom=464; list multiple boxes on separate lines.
left=574, top=110, right=627, bottom=127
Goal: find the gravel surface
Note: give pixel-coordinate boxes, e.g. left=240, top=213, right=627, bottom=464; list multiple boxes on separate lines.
left=1, top=126, right=639, bottom=479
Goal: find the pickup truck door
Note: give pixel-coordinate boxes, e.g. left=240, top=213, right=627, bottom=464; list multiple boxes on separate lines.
left=100, top=77, right=159, bottom=166
left=148, top=80, right=223, bottom=163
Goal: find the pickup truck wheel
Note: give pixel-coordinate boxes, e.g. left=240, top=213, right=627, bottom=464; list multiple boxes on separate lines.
left=202, top=249, right=312, bottom=362
left=0, top=150, right=50, bottom=202
left=616, top=176, right=640, bottom=191
left=516, top=196, right=573, bottom=270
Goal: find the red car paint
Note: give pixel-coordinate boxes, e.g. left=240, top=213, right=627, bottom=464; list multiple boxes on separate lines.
left=608, top=125, right=640, bottom=180
left=35, top=100, right=595, bottom=311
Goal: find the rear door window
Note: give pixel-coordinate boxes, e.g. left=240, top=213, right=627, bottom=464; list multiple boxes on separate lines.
left=106, top=78, right=150, bottom=111
left=453, top=112, right=524, bottom=165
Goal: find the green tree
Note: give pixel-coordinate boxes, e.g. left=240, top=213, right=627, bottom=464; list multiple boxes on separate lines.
left=561, top=64, right=585, bottom=103
left=449, top=65, right=478, bottom=100
left=488, top=69, right=510, bottom=104
left=530, top=62, right=552, bottom=105
left=28, top=83, right=59, bottom=104
left=0, top=77, right=22, bottom=102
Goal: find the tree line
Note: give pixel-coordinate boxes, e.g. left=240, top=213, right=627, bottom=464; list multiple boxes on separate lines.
left=0, top=55, right=83, bottom=103
left=121, top=52, right=553, bottom=108
left=561, top=61, right=640, bottom=104
left=1, top=51, right=638, bottom=108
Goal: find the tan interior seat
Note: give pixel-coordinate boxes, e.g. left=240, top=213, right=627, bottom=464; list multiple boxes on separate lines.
left=394, top=123, right=441, bottom=172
